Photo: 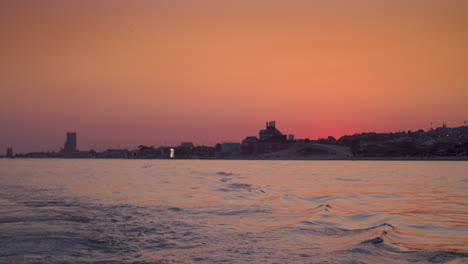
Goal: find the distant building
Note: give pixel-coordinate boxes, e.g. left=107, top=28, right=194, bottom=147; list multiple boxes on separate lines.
left=241, top=121, right=295, bottom=154
left=180, top=142, right=194, bottom=148
left=25, top=152, right=48, bottom=158
left=154, top=147, right=173, bottom=159
left=216, top=142, right=241, bottom=158
left=62, top=132, right=77, bottom=153
left=221, top=142, right=241, bottom=153
left=103, top=149, right=129, bottom=159
left=259, top=121, right=287, bottom=142
left=6, top=147, right=13, bottom=158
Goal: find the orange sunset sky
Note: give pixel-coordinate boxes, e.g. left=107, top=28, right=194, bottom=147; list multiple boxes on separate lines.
left=1, top=0, right=467, bottom=153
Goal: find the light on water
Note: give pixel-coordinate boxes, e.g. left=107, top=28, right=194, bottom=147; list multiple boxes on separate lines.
left=0, top=159, right=467, bottom=263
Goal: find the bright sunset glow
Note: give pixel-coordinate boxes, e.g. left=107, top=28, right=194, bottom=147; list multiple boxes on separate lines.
left=1, top=0, right=467, bottom=152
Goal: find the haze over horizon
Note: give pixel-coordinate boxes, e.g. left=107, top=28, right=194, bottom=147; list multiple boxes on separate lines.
left=1, top=0, right=467, bottom=153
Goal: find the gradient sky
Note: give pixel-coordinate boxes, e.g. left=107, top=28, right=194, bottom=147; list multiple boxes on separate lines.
left=1, top=0, right=467, bottom=153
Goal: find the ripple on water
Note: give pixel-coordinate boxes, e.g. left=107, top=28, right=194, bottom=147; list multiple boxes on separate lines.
left=1, top=160, right=467, bottom=264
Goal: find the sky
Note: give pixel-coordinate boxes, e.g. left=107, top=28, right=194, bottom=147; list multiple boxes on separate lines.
left=1, top=0, right=467, bottom=153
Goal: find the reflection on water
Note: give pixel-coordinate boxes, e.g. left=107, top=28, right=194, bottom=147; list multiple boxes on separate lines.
left=0, top=159, right=467, bottom=263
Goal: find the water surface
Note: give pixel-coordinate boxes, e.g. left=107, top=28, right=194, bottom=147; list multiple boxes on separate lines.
left=1, top=159, right=467, bottom=263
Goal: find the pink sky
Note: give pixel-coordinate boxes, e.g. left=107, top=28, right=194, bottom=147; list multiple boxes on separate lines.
left=1, top=0, right=467, bottom=153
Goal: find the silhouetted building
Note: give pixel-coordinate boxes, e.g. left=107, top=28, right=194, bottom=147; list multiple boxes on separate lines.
left=25, top=152, right=48, bottom=158
left=103, top=149, right=129, bottom=159
left=62, top=132, right=77, bottom=153
left=216, top=142, right=241, bottom=158
left=6, top=147, right=13, bottom=158
left=241, top=121, right=295, bottom=154
left=180, top=142, right=194, bottom=148
left=259, top=121, right=287, bottom=142
left=154, top=147, right=173, bottom=159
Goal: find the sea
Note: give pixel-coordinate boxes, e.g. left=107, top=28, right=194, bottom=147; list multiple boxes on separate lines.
left=0, top=159, right=467, bottom=264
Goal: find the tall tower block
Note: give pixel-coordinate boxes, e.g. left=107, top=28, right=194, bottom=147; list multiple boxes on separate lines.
left=63, top=132, right=77, bottom=153
left=6, top=148, right=13, bottom=158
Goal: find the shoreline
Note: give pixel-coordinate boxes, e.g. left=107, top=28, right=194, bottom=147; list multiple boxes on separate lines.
left=2, top=156, right=468, bottom=161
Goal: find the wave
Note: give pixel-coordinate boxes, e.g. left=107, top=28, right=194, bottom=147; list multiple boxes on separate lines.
left=335, top=177, right=369, bottom=182
left=1, top=163, right=467, bottom=264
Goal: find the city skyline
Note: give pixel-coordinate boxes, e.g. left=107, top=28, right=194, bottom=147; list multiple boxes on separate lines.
left=3, top=121, right=467, bottom=155
left=1, top=1, right=467, bottom=153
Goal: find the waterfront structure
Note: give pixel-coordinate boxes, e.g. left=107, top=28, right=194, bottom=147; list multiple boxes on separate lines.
left=241, top=121, right=295, bottom=154
left=62, top=132, right=77, bottom=153
left=180, top=142, right=194, bottom=148
left=259, top=121, right=287, bottom=141
left=103, top=149, right=129, bottom=159
left=215, top=142, right=241, bottom=158
left=6, top=147, right=13, bottom=158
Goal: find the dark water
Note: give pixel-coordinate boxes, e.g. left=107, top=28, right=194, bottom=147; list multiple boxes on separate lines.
left=0, top=159, right=467, bottom=263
